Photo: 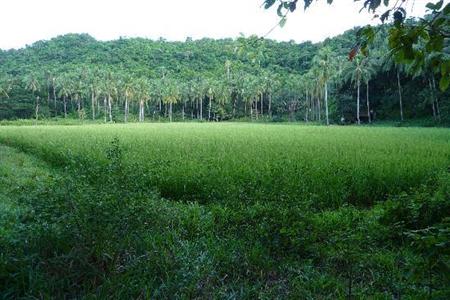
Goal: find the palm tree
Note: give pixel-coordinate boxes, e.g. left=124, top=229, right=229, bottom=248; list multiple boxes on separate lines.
left=23, top=73, right=42, bottom=122
left=135, top=78, right=150, bottom=122
left=162, top=78, right=180, bottom=122
left=0, top=75, right=13, bottom=99
left=205, top=79, right=215, bottom=121
left=344, top=55, right=367, bottom=124
left=381, top=52, right=406, bottom=121
left=56, top=74, right=72, bottom=118
left=313, top=47, right=336, bottom=125
left=122, top=74, right=135, bottom=123
left=363, top=58, right=376, bottom=123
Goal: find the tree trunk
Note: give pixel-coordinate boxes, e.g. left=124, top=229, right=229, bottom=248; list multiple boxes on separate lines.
left=53, top=79, right=57, bottom=117
left=260, top=92, right=263, bottom=117
left=108, top=94, right=112, bottom=122
left=431, top=75, right=440, bottom=121
left=208, top=96, right=212, bottom=121
left=104, top=97, right=107, bottom=123
left=430, top=79, right=437, bottom=120
left=139, top=100, right=145, bottom=122
left=200, top=98, right=203, bottom=121
left=124, top=96, right=128, bottom=123
left=268, top=93, right=272, bottom=118
left=35, top=96, right=40, bottom=122
left=97, top=98, right=100, bottom=118
left=169, top=102, right=173, bottom=122
left=317, top=97, right=321, bottom=122
left=397, top=70, right=404, bottom=122
left=91, top=90, right=96, bottom=120
left=366, top=81, right=371, bottom=123
left=324, top=82, right=329, bottom=125
left=182, top=100, right=185, bottom=121
left=305, top=90, right=309, bottom=123
left=47, top=83, right=51, bottom=107
left=63, top=96, right=67, bottom=118
left=77, top=96, right=81, bottom=119
left=357, top=79, right=361, bottom=124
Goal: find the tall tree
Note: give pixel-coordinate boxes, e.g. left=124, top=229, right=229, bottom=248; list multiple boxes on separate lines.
left=23, top=73, right=42, bottom=122
left=313, top=47, right=336, bottom=125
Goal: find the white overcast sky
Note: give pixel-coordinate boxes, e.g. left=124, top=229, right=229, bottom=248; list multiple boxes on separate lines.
left=0, top=0, right=434, bottom=50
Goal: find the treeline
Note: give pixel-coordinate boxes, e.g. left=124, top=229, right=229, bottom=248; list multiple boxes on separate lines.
left=0, top=25, right=448, bottom=123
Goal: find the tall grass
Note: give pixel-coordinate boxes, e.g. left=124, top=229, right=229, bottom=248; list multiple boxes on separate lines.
left=1, top=123, right=449, bottom=298
left=0, top=123, right=448, bottom=208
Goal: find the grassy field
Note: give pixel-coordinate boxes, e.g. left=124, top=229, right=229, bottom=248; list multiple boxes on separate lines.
left=1, top=123, right=449, bottom=298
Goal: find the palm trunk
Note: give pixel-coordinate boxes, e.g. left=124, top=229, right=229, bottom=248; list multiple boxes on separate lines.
left=77, top=96, right=82, bottom=119
left=108, top=94, right=112, bottom=122
left=208, top=96, right=212, bottom=121
left=53, top=80, right=57, bottom=117
left=35, top=96, right=40, bottom=122
left=397, top=70, right=404, bottom=122
left=97, top=98, right=100, bottom=118
left=139, top=100, right=145, bottom=122
left=268, top=93, right=272, bottom=118
left=124, top=96, right=129, bottom=123
left=317, top=97, right=321, bottom=122
left=63, top=96, right=67, bottom=118
left=357, top=79, right=361, bottom=125
left=431, top=75, right=440, bottom=121
left=104, top=97, right=107, bottom=123
left=169, top=102, right=173, bottom=122
left=366, top=81, right=371, bottom=123
left=91, top=90, right=96, bottom=120
left=429, top=78, right=437, bottom=120
left=182, top=100, right=185, bottom=120
left=324, top=82, right=329, bottom=125
left=47, top=83, right=51, bottom=107
left=200, top=98, right=203, bottom=121
left=260, top=93, right=263, bottom=117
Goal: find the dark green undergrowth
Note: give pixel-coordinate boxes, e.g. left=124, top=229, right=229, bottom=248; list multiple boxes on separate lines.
left=1, top=139, right=449, bottom=299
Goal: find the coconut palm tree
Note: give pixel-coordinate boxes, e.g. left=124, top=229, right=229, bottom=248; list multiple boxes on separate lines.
left=0, top=75, right=13, bottom=99
left=344, top=55, right=367, bottom=124
left=122, top=74, right=135, bottom=123
left=313, top=47, right=336, bottom=125
left=23, top=73, right=42, bottom=121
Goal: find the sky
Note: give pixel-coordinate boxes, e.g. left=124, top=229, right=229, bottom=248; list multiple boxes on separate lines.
left=0, top=0, right=432, bottom=50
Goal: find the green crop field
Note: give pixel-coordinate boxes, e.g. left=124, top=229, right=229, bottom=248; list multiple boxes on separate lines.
left=1, top=123, right=449, bottom=298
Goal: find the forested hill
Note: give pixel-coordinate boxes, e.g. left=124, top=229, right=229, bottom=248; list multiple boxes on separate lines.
left=0, top=33, right=320, bottom=77
left=0, top=27, right=448, bottom=123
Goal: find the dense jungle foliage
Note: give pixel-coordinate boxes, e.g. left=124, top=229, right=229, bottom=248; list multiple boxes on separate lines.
left=0, top=23, right=448, bottom=124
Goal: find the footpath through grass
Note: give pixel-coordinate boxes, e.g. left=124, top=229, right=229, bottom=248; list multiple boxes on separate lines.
left=0, top=124, right=449, bottom=298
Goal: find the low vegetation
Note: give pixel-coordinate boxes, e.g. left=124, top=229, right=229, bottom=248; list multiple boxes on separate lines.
left=1, top=124, right=449, bottom=298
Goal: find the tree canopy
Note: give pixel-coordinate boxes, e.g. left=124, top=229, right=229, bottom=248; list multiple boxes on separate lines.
left=264, top=0, right=450, bottom=91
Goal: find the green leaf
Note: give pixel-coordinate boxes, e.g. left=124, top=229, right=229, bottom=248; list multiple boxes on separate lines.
left=439, top=75, right=449, bottom=91
left=279, top=17, right=287, bottom=28
left=426, top=0, right=443, bottom=11
left=264, top=0, right=276, bottom=9
left=277, top=4, right=284, bottom=17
